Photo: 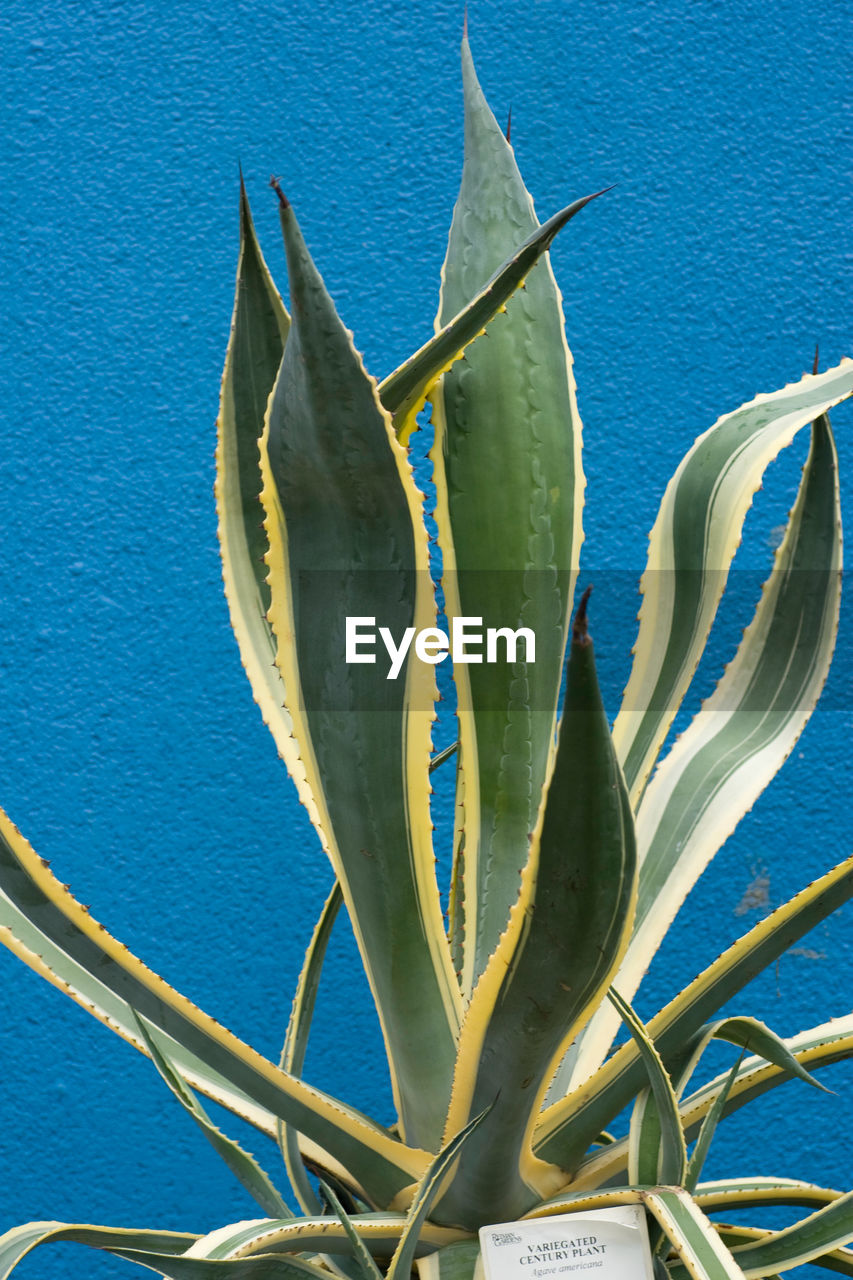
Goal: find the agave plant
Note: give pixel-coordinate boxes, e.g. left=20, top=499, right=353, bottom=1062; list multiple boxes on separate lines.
left=2, top=32, right=853, bottom=1280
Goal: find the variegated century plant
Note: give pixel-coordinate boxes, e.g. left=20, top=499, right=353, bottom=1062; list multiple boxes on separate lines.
left=2, top=34, right=853, bottom=1280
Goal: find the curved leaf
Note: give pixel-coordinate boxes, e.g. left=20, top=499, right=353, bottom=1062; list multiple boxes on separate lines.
left=0, top=1223, right=196, bottom=1280
left=695, top=1178, right=843, bottom=1214
left=713, top=1228, right=853, bottom=1277
left=610, top=989, right=686, bottom=1188
left=613, top=358, right=853, bottom=804
left=279, top=881, right=343, bottom=1215
left=569, top=1015, right=853, bottom=1190
left=671, top=1015, right=828, bottom=1098
left=0, top=808, right=429, bottom=1206
left=98, top=1250, right=332, bottom=1279
left=534, top=853, right=853, bottom=1173
left=573, top=412, right=843, bottom=1080
left=524, top=1188, right=646, bottom=1217
left=135, top=1014, right=292, bottom=1219
left=642, top=1189, right=747, bottom=1280
left=692, top=1193, right=853, bottom=1278
left=712, top=1228, right=845, bottom=1280
left=182, top=1215, right=465, bottom=1262
left=678, top=1015, right=853, bottom=1141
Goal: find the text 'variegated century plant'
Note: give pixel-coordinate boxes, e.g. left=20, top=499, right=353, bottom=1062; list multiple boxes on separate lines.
left=2, top=33, right=853, bottom=1280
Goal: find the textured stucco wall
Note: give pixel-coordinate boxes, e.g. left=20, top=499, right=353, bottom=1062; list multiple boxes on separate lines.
left=0, top=0, right=850, bottom=1276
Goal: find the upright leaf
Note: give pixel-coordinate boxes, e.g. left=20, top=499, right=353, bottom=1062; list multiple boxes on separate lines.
left=684, top=1055, right=743, bottom=1194
left=318, top=1183, right=385, bottom=1280
left=433, top=596, right=636, bottom=1229
left=216, top=183, right=324, bottom=825
left=430, top=36, right=587, bottom=995
left=386, top=1109, right=491, bottom=1280
left=260, top=189, right=461, bottom=1150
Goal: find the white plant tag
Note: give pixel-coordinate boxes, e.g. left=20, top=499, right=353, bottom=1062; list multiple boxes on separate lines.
left=479, top=1205, right=655, bottom=1280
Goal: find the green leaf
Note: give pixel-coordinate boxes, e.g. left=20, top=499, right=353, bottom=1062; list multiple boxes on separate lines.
left=678, top=1014, right=853, bottom=1142
left=216, top=182, right=323, bottom=820
left=430, top=35, right=588, bottom=997
left=578, top=1014, right=853, bottom=1195
left=694, top=1178, right=843, bottom=1214
left=534, top=853, right=853, bottom=1174
left=429, top=741, right=459, bottom=773
left=260, top=190, right=462, bottom=1150
left=709, top=1192, right=853, bottom=1277
left=0, top=809, right=430, bottom=1206
left=0, top=1222, right=197, bottom=1280
left=180, top=1215, right=465, bottom=1263
left=572, top=412, right=843, bottom=1083
left=279, top=881, right=343, bottom=1215
left=684, top=1054, right=743, bottom=1193
left=133, top=1012, right=292, bottom=1219
left=387, top=1109, right=491, bottom=1280
left=671, top=1015, right=829, bottom=1098
left=554, top=1013, right=853, bottom=1192
left=379, top=189, right=605, bottom=440
left=319, top=1183, right=384, bottom=1280
left=94, top=1250, right=333, bottom=1280
left=545, top=1013, right=850, bottom=1192
left=613, top=360, right=853, bottom=804
left=434, top=596, right=636, bottom=1228
left=610, top=989, right=687, bottom=1188
left=522, top=1187, right=647, bottom=1217
left=415, top=1242, right=482, bottom=1280
left=711, top=1225, right=853, bottom=1276
left=642, top=1188, right=747, bottom=1279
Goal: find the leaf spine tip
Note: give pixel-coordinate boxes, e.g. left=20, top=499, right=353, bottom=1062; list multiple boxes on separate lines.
left=505, top=104, right=512, bottom=143
left=813, top=344, right=820, bottom=376
left=573, top=585, right=593, bottom=645
left=269, top=176, right=290, bottom=208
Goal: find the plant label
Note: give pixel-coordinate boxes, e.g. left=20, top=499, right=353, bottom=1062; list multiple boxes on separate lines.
left=479, top=1205, right=655, bottom=1280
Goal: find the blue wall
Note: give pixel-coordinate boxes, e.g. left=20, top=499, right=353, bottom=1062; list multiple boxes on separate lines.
left=0, top=0, right=850, bottom=1276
